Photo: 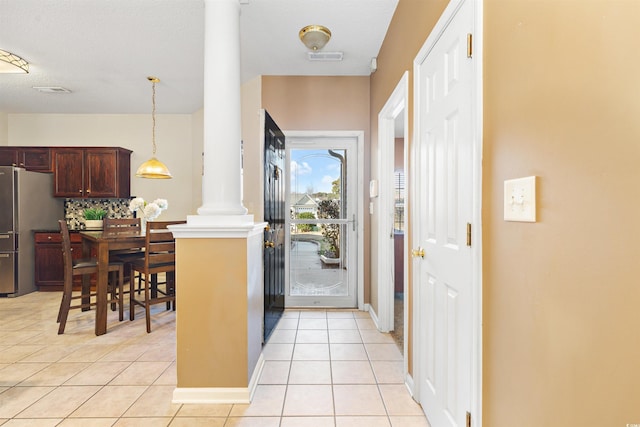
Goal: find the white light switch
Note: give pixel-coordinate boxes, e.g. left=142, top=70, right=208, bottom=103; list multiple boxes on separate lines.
left=504, top=176, right=536, bottom=222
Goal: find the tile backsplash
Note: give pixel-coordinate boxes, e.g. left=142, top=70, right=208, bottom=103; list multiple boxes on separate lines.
left=65, top=198, right=133, bottom=230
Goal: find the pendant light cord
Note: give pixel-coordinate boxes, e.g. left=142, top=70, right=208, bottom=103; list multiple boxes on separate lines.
left=151, top=79, right=157, bottom=156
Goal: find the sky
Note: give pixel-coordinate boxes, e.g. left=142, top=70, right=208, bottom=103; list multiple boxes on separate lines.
left=290, top=149, right=344, bottom=195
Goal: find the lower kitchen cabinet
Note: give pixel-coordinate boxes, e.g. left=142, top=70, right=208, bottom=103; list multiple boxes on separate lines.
left=34, top=231, right=85, bottom=291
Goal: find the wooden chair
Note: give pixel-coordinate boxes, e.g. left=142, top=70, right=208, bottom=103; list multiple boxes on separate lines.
left=57, top=220, right=124, bottom=335
left=129, top=220, right=185, bottom=333
left=103, top=217, right=141, bottom=236
left=103, top=217, right=144, bottom=290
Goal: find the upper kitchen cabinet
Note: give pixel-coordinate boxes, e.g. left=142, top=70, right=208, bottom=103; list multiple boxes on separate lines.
left=53, top=147, right=132, bottom=198
left=0, top=147, right=52, bottom=172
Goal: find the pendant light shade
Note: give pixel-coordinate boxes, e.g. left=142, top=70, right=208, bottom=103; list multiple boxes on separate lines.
left=136, top=157, right=172, bottom=179
left=136, top=77, right=172, bottom=179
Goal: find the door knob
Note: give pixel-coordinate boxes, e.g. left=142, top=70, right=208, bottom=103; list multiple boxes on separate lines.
left=264, top=241, right=274, bottom=248
left=411, top=247, right=425, bottom=259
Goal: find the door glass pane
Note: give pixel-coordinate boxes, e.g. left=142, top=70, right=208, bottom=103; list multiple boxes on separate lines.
left=289, top=149, right=350, bottom=298
left=290, top=223, right=349, bottom=296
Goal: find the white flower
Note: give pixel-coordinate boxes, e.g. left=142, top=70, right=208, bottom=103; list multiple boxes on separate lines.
left=153, top=198, right=168, bottom=210
left=129, top=197, right=145, bottom=213
left=143, top=203, right=162, bottom=220
left=129, top=197, right=168, bottom=220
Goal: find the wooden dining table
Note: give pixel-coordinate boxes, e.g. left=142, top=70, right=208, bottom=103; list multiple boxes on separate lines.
left=80, top=229, right=145, bottom=335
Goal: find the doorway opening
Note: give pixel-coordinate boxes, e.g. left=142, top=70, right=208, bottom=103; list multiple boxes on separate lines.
left=376, top=72, right=409, bottom=362
left=285, top=131, right=364, bottom=309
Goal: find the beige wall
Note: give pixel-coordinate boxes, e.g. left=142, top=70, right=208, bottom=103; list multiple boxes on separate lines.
left=191, top=108, right=204, bottom=213
left=7, top=114, right=195, bottom=220
left=370, top=0, right=450, bottom=375
left=0, top=113, right=7, bottom=145
left=261, top=76, right=372, bottom=301
left=374, top=0, right=640, bottom=424
left=176, top=238, right=249, bottom=387
left=483, top=1, right=640, bottom=425
left=241, top=76, right=264, bottom=220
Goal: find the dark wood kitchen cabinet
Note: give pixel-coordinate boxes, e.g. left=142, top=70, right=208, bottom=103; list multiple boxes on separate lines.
left=0, top=147, right=52, bottom=172
left=52, top=147, right=132, bottom=198
left=34, top=231, right=84, bottom=291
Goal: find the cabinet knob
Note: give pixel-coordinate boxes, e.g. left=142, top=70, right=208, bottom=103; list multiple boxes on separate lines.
left=86, top=189, right=91, bottom=194
left=78, top=190, right=83, bottom=194
left=47, top=236, right=52, bottom=240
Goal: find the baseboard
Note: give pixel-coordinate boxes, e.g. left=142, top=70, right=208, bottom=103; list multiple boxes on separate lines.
left=172, top=354, right=264, bottom=404
left=363, top=303, right=370, bottom=312
left=368, top=306, right=380, bottom=330
left=405, top=372, right=415, bottom=396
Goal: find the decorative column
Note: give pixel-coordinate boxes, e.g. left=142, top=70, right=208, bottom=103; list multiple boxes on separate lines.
left=170, top=0, right=266, bottom=404
left=198, top=0, right=248, bottom=219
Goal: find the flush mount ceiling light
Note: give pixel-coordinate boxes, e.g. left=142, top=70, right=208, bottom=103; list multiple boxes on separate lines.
left=136, top=77, right=172, bottom=179
left=299, top=25, right=331, bottom=51
left=0, top=49, right=29, bottom=73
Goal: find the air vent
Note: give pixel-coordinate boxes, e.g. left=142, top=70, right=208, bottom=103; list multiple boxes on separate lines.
left=307, top=51, right=343, bottom=61
left=32, top=86, right=72, bottom=93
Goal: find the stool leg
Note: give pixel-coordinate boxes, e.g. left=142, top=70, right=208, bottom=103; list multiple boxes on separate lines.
left=118, top=265, right=124, bottom=321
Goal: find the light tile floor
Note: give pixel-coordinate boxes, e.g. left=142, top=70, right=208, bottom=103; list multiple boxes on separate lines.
left=0, top=291, right=430, bottom=427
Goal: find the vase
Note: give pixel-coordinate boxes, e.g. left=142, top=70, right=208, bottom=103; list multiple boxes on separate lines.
left=84, top=219, right=103, bottom=230
left=140, top=218, right=147, bottom=232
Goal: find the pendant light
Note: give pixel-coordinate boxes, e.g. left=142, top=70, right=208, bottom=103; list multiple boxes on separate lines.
left=136, top=76, right=172, bottom=179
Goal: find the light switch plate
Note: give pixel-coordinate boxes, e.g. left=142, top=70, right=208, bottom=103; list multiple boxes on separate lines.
left=504, top=176, right=536, bottom=222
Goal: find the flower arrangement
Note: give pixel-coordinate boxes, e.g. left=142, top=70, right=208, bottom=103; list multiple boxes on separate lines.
left=128, top=197, right=168, bottom=221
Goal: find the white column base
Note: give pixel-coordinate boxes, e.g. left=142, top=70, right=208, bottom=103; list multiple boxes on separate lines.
left=172, top=355, right=265, bottom=404
left=169, top=216, right=266, bottom=239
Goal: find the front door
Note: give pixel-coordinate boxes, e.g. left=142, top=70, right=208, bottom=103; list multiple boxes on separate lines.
left=286, top=136, right=358, bottom=308
left=263, top=111, right=285, bottom=341
left=412, top=0, right=477, bottom=425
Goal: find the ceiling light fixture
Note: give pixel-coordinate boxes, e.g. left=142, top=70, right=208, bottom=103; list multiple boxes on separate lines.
left=0, top=49, right=29, bottom=73
left=136, top=77, right=172, bottom=179
left=299, top=25, right=331, bottom=51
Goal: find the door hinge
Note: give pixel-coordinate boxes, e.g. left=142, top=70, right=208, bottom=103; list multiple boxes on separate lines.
left=466, top=223, right=472, bottom=247
left=467, top=33, right=473, bottom=58
left=466, top=411, right=472, bottom=427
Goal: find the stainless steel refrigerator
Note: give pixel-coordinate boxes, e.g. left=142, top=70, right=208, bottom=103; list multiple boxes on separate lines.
left=0, top=166, right=63, bottom=297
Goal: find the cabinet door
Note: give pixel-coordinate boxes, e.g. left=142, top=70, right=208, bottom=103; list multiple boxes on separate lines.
left=53, top=149, right=85, bottom=197
left=0, top=148, right=19, bottom=166
left=34, top=242, right=65, bottom=290
left=85, top=149, right=118, bottom=198
left=20, top=148, right=52, bottom=172
left=34, top=232, right=87, bottom=290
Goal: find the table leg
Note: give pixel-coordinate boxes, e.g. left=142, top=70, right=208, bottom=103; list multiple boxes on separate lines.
left=95, top=242, right=109, bottom=336
left=81, top=238, right=91, bottom=311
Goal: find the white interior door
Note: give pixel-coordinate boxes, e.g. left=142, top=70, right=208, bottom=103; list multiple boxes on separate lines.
left=412, top=0, right=478, bottom=425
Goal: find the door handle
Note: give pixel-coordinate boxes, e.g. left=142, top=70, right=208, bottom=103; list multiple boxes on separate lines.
left=411, top=247, right=425, bottom=259
left=264, top=241, right=274, bottom=248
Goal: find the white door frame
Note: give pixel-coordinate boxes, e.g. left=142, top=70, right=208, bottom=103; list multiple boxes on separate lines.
left=411, top=0, right=483, bottom=425
left=376, top=71, right=409, bottom=338
left=284, top=130, right=365, bottom=310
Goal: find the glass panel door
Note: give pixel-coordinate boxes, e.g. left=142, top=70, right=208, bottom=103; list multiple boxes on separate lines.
left=286, top=138, right=357, bottom=307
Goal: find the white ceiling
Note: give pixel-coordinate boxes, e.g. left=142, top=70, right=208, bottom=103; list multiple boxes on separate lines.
left=0, top=0, right=398, bottom=114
